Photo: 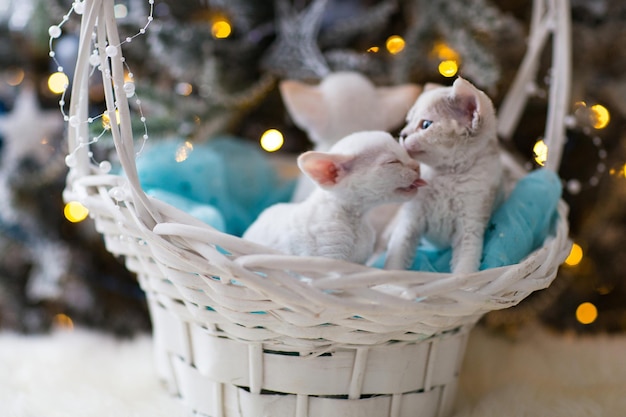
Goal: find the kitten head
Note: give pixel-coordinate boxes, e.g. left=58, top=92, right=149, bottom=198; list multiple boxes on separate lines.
left=297, top=131, right=425, bottom=207
left=280, top=72, right=422, bottom=150
left=399, top=77, right=497, bottom=168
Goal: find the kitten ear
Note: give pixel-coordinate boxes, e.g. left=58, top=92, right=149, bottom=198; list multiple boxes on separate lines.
left=377, top=84, right=422, bottom=129
left=297, top=151, right=354, bottom=187
left=450, top=77, right=481, bottom=132
left=279, top=80, right=328, bottom=133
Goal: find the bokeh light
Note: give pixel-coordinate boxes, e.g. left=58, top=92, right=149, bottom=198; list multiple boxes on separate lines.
left=386, top=35, right=405, bottom=54
left=6, top=68, right=25, bottom=86
left=533, top=139, right=548, bottom=166
left=176, top=82, right=193, bottom=96
left=565, top=243, right=583, bottom=266
left=48, top=71, right=69, bottom=94
left=432, top=41, right=460, bottom=61
left=367, top=46, right=380, bottom=53
left=590, top=104, right=610, bottom=129
left=102, top=109, right=121, bottom=129
left=260, top=129, right=284, bottom=152
left=53, top=313, right=74, bottom=330
left=576, top=302, right=598, bottom=325
left=438, top=60, right=458, bottom=77
left=64, top=201, right=89, bottom=223
left=175, top=141, right=194, bottom=162
left=211, top=19, right=232, bottom=39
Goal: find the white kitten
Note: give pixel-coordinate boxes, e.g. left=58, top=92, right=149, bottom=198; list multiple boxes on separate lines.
left=385, top=77, right=503, bottom=273
left=243, top=131, right=425, bottom=264
left=280, top=71, right=421, bottom=202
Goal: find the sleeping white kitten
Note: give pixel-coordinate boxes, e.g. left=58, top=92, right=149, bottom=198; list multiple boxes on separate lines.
left=243, top=131, right=425, bottom=264
left=385, top=77, right=503, bottom=273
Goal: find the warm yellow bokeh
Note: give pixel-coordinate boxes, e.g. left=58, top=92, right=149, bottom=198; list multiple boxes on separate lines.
left=53, top=313, right=75, bottom=330
left=590, top=104, right=610, bottom=129
left=48, top=72, right=69, bottom=94
left=432, top=41, right=460, bottom=61
left=211, top=19, right=232, bottom=39
left=64, top=201, right=89, bottom=223
left=260, top=129, right=284, bottom=152
left=102, top=109, right=121, bottom=129
left=386, top=36, right=406, bottom=54
left=438, top=60, right=458, bottom=77
left=565, top=243, right=583, bottom=266
left=576, top=302, right=598, bottom=325
left=533, top=139, right=548, bottom=166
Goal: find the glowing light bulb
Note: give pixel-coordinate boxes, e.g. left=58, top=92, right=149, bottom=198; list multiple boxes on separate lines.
left=260, top=129, right=284, bottom=152
left=590, top=104, right=610, bottom=129
left=533, top=139, right=548, bottom=166
left=64, top=201, right=89, bottom=223
left=48, top=72, right=69, bottom=94
left=211, top=19, right=232, bottom=39
left=386, top=35, right=405, bottom=55
left=565, top=243, right=583, bottom=266
left=576, top=302, right=598, bottom=325
left=438, top=60, right=458, bottom=77
left=175, top=141, right=194, bottom=162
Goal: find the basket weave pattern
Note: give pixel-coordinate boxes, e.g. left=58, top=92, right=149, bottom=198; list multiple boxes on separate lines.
left=64, top=0, right=572, bottom=416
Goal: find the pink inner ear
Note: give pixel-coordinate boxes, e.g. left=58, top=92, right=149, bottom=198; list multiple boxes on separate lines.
left=451, top=78, right=480, bottom=126
left=462, top=96, right=478, bottom=120
left=302, top=157, right=340, bottom=186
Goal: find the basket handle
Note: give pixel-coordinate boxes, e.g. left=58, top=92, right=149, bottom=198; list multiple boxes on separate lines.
left=497, top=0, right=571, bottom=172
left=67, top=0, right=160, bottom=228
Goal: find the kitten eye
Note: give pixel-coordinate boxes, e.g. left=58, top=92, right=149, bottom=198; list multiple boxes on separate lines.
left=385, top=160, right=401, bottom=165
left=419, top=119, right=433, bottom=129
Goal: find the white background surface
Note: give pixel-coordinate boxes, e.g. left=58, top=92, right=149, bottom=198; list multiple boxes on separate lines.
left=2, top=323, right=625, bottom=417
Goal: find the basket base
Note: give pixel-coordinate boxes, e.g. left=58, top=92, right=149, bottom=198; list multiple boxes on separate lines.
left=145, top=295, right=469, bottom=417
left=170, top=359, right=459, bottom=417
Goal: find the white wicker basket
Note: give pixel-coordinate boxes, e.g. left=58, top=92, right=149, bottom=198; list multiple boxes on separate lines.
left=62, top=0, right=572, bottom=416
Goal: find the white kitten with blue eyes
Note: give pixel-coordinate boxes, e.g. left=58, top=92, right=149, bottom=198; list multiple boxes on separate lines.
left=243, top=131, right=425, bottom=264
left=385, top=77, right=503, bottom=273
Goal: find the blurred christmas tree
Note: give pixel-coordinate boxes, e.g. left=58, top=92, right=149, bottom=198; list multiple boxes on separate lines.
left=0, top=0, right=624, bottom=335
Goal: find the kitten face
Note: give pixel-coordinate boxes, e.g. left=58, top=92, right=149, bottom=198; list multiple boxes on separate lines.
left=298, top=131, right=425, bottom=206
left=399, top=77, right=496, bottom=168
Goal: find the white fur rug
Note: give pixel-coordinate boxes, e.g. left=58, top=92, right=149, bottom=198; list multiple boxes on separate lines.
left=2, top=323, right=625, bottom=417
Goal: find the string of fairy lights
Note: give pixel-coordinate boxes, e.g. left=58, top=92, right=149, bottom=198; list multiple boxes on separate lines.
left=47, top=1, right=154, bottom=223
left=40, top=1, right=621, bottom=329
